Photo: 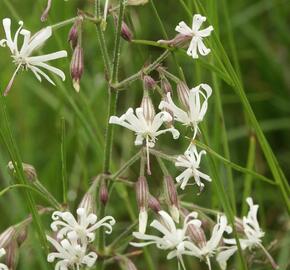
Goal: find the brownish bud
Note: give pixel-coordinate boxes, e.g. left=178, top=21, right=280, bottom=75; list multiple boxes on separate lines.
left=177, top=81, right=190, bottom=109
left=99, top=182, right=109, bottom=206
left=148, top=194, right=161, bottom=213
left=5, top=240, right=18, bottom=270
left=140, top=93, right=155, bottom=123
left=68, top=24, right=78, bottom=49
left=7, top=162, right=37, bottom=183
left=70, top=45, right=84, bottom=92
left=234, top=217, right=244, bottom=233
left=16, top=227, right=28, bottom=246
left=161, top=77, right=172, bottom=94
left=118, top=257, right=138, bottom=270
left=164, top=176, right=179, bottom=222
left=0, top=227, right=16, bottom=248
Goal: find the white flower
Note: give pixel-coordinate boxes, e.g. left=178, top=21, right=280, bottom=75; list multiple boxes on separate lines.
left=110, top=107, right=179, bottom=148
left=216, top=198, right=278, bottom=270
left=181, top=215, right=232, bottom=270
left=0, top=248, right=8, bottom=270
left=47, top=231, right=97, bottom=270
left=175, top=14, right=213, bottom=59
left=50, top=208, right=115, bottom=243
left=159, top=83, right=212, bottom=139
left=0, top=18, right=67, bottom=95
left=175, top=144, right=211, bottom=191
left=131, top=210, right=201, bottom=269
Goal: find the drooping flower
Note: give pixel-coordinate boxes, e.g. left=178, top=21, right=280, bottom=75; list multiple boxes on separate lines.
left=47, top=231, right=97, bottom=270
left=159, top=83, right=212, bottom=139
left=0, top=18, right=67, bottom=95
left=216, top=198, right=278, bottom=270
left=181, top=215, right=232, bottom=270
left=0, top=248, right=8, bottom=270
left=175, top=144, right=211, bottom=192
left=131, top=210, right=201, bottom=270
left=50, top=208, right=115, bottom=243
left=175, top=14, right=213, bottom=59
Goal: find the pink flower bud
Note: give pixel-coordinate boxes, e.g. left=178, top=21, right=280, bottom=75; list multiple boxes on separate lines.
left=121, top=21, right=133, bottom=42
left=70, top=45, right=84, bottom=92
left=148, top=194, right=161, bottom=213
left=99, top=182, right=109, bottom=205
left=177, top=81, right=190, bottom=110
left=136, top=176, right=149, bottom=233
left=143, top=75, right=156, bottom=90
left=68, top=23, right=78, bottom=49
left=164, top=176, right=179, bottom=222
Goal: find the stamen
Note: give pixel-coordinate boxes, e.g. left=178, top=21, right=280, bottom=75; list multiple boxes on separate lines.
left=3, top=64, right=21, bottom=96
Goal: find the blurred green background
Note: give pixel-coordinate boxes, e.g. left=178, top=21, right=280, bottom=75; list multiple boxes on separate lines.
left=0, top=0, right=289, bottom=269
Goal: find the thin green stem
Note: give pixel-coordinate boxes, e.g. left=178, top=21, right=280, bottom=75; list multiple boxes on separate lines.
left=60, top=118, right=68, bottom=204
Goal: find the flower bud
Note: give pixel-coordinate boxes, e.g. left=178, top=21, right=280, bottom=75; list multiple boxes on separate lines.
left=164, top=176, right=179, bottom=223
left=161, top=76, right=172, bottom=94
left=7, top=161, right=37, bottom=183
left=99, top=181, right=109, bottom=205
left=181, top=210, right=206, bottom=247
left=70, top=45, right=84, bottom=92
left=78, top=192, right=96, bottom=215
left=121, top=21, right=133, bottom=42
left=68, top=20, right=81, bottom=49
left=0, top=227, right=16, bottom=248
left=119, top=257, right=138, bottom=270
left=16, top=227, right=28, bottom=246
left=143, top=75, right=156, bottom=91
left=140, top=93, right=155, bottom=124
left=177, top=81, right=190, bottom=110
left=127, top=0, right=148, bottom=5
left=148, top=194, right=161, bottom=213
left=136, top=176, right=149, bottom=234
left=5, top=240, right=18, bottom=270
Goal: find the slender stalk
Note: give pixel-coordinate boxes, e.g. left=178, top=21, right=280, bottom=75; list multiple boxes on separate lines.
left=112, top=50, right=170, bottom=89
left=60, top=118, right=68, bottom=204
left=51, top=17, right=77, bottom=30
left=0, top=96, right=48, bottom=253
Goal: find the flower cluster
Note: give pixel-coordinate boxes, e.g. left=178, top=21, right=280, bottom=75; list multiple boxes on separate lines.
left=46, top=208, right=115, bottom=270
left=131, top=210, right=232, bottom=270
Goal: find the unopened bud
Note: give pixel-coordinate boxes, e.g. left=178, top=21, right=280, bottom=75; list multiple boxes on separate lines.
left=68, top=20, right=81, bottom=49
left=121, top=21, right=133, bottom=42
left=161, top=77, right=172, bottom=94
left=16, top=227, right=28, bottom=246
left=140, top=93, right=155, bottom=124
left=70, top=45, right=84, bottom=92
left=127, top=0, right=148, bottom=5
left=181, top=210, right=206, bottom=247
left=136, top=176, right=149, bottom=233
left=143, top=75, right=156, bottom=90
left=79, top=192, right=96, bottom=215
left=148, top=194, right=161, bottom=213
left=8, top=161, right=37, bottom=183
left=119, top=257, right=138, bottom=270
left=99, top=182, right=109, bottom=205
left=177, top=81, right=190, bottom=109
left=5, top=239, right=18, bottom=270
left=0, top=227, right=16, bottom=248
left=164, top=176, right=179, bottom=223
